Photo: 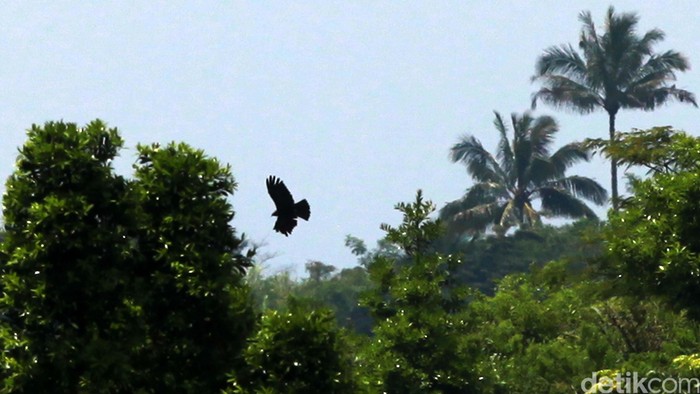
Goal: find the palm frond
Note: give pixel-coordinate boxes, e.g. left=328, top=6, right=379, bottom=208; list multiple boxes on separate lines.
left=448, top=106, right=615, bottom=235
left=527, top=146, right=589, bottom=186
left=441, top=212, right=490, bottom=237
left=538, top=187, right=599, bottom=219
left=627, top=51, right=690, bottom=89
left=638, top=28, right=665, bottom=50
left=616, top=28, right=665, bottom=81
left=449, top=182, right=507, bottom=214
left=549, top=142, right=591, bottom=176
left=578, top=10, right=598, bottom=49
left=533, top=44, right=589, bottom=84
left=529, top=114, right=558, bottom=157
left=441, top=198, right=506, bottom=235
left=604, top=8, right=640, bottom=70
left=440, top=202, right=490, bottom=235
left=605, top=7, right=639, bottom=43
left=439, top=182, right=507, bottom=220
left=543, top=175, right=608, bottom=205
left=527, top=157, right=559, bottom=186
left=498, top=199, right=519, bottom=228
left=460, top=201, right=505, bottom=222
left=627, top=68, right=677, bottom=93
left=578, top=9, right=607, bottom=90
left=511, top=113, right=534, bottom=189
left=531, top=76, right=601, bottom=112
left=493, top=111, right=515, bottom=179
left=653, top=50, right=692, bottom=72
left=630, top=85, right=698, bottom=110
left=522, top=202, right=542, bottom=228
left=439, top=197, right=472, bottom=222
left=624, top=51, right=697, bottom=109
left=450, top=135, right=504, bottom=183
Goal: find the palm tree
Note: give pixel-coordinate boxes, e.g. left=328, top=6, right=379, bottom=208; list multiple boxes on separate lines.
left=532, top=6, right=697, bottom=209
left=441, top=111, right=607, bottom=237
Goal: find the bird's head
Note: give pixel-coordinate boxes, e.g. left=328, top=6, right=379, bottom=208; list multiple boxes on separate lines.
left=271, top=210, right=278, bottom=217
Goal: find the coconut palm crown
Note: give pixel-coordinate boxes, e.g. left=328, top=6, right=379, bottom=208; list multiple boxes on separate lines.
left=531, top=6, right=697, bottom=209
left=441, top=111, right=607, bottom=236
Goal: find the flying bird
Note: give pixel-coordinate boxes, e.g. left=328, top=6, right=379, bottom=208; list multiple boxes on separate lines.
left=266, top=176, right=310, bottom=236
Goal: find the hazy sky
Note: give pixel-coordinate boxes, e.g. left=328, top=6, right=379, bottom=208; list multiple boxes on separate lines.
left=1, top=1, right=698, bottom=276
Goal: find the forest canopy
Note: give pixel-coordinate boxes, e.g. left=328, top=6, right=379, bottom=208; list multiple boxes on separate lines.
left=1, top=6, right=699, bottom=394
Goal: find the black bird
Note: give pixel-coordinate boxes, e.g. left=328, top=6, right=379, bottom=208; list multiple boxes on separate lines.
left=266, top=176, right=310, bottom=236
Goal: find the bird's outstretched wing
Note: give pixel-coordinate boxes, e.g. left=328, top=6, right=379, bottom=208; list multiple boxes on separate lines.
left=266, top=176, right=295, bottom=210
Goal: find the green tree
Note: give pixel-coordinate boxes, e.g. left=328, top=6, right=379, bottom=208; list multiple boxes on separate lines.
left=585, top=126, right=700, bottom=177
left=359, top=191, right=479, bottom=393
left=345, top=234, right=402, bottom=268
left=532, top=6, right=697, bottom=209
left=602, top=129, right=700, bottom=320
left=441, top=111, right=606, bottom=237
left=443, top=220, right=604, bottom=294
left=299, top=266, right=374, bottom=335
left=468, top=261, right=700, bottom=394
left=228, top=301, right=357, bottom=394
left=129, top=142, right=255, bottom=393
left=305, top=260, right=336, bottom=282
left=246, top=266, right=298, bottom=312
left=468, top=268, right=597, bottom=393
left=0, top=121, right=140, bottom=392
left=0, top=121, right=254, bottom=393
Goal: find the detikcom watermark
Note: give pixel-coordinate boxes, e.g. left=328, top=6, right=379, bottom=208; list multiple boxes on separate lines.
left=581, top=371, right=700, bottom=393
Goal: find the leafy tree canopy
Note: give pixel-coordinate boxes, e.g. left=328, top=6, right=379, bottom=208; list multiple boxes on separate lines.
left=602, top=128, right=700, bottom=320
left=358, top=191, right=480, bottom=393
left=585, top=126, right=700, bottom=176
left=0, top=120, right=254, bottom=393
left=228, top=300, right=356, bottom=394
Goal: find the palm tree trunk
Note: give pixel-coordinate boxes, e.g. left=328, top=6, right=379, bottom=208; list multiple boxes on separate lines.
left=609, top=113, right=619, bottom=210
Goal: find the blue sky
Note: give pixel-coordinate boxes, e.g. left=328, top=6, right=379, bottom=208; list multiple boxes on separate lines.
left=1, top=1, right=698, bottom=275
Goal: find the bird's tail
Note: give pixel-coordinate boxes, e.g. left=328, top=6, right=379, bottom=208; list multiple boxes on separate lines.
left=295, top=199, right=310, bottom=221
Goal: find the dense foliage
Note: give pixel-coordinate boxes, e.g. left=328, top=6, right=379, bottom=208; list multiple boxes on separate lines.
left=0, top=121, right=254, bottom=393
left=129, top=142, right=255, bottom=392
left=600, top=128, right=700, bottom=321
left=357, top=191, right=479, bottom=393
left=228, top=301, right=356, bottom=393
left=1, top=121, right=140, bottom=392
left=1, top=6, right=699, bottom=394
left=3, top=122, right=700, bottom=393
left=248, top=180, right=700, bottom=393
